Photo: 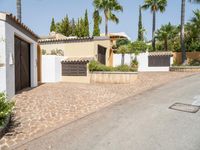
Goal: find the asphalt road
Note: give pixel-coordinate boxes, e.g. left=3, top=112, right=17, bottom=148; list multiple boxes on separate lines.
left=15, top=74, right=200, bottom=150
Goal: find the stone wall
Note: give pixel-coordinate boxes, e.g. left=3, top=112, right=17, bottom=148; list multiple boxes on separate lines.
left=170, top=66, right=200, bottom=72
left=90, top=72, right=138, bottom=84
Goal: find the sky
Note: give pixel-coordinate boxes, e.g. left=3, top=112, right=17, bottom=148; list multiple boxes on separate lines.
left=0, top=0, right=199, bottom=40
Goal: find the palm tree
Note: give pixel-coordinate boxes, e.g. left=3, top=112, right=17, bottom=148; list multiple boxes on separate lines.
left=16, top=0, right=22, bottom=21
left=180, top=0, right=187, bottom=64
left=142, top=0, right=167, bottom=51
left=93, top=0, right=123, bottom=36
left=156, top=23, right=178, bottom=51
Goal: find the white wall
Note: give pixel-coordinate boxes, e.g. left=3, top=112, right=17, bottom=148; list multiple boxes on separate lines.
left=42, top=55, right=63, bottom=83
left=113, top=54, right=135, bottom=67
left=0, top=20, right=38, bottom=98
left=137, top=52, right=172, bottom=72
left=0, top=21, right=6, bottom=93
left=113, top=52, right=172, bottom=72
left=0, top=67, right=6, bottom=92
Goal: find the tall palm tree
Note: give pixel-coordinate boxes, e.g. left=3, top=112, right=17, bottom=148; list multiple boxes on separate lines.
left=142, top=0, right=167, bottom=51
left=93, top=0, right=123, bottom=36
left=16, top=0, right=22, bottom=21
left=181, top=0, right=200, bottom=64
left=180, top=0, right=186, bottom=64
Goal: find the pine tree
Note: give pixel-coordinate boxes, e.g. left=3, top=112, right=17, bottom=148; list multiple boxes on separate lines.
left=138, top=6, right=144, bottom=41
left=93, top=10, right=102, bottom=36
left=84, top=10, right=90, bottom=37
left=50, top=17, right=56, bottom=32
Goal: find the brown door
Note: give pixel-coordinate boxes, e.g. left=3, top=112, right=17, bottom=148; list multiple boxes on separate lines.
left=98, top=45, right=106, bottom=65
left=15, top=36, right=30, bottom=93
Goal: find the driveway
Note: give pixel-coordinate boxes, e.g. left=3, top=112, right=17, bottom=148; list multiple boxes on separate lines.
left=0, top=72, right=197, bottom=149
left=14, top=73, right=200, bottom=150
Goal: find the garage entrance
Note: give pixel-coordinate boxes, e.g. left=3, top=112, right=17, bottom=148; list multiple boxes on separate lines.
left=15, top=36, right=31, bottom=93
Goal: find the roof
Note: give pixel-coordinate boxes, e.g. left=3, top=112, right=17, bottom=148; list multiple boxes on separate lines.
left=101, top=32, right=131, bottom=40
left=0, top=12, right=39, bottom=41
left=149, top=52, right=173, bottom=56
left=39, top=35, right=110, bottom=44
left=61, top=57, right=94, bottom=63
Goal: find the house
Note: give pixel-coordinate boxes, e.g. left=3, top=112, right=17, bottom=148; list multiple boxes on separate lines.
left=38, top=32, right=132, bottom=83
left=0, top=12, right=39, bottom=98
left=39, top=32, right=112, bottom=66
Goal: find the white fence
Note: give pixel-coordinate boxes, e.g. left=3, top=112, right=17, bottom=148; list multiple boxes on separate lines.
left=42, top=55, right=64, bottom=83
left=113, top=52, right=173, bottom=72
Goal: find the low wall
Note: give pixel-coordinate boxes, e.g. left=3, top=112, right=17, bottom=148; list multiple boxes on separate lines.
left=90, top=72, right=138, bottom=84
left=170, top=66, right=200, bottom=72
left=137, top=52, right=173, bottom=72
left=173, top=52, right=200, bottom=65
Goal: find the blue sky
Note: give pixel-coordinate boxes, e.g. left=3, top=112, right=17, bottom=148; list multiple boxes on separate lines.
left=0, top=0, right=199, bottom=40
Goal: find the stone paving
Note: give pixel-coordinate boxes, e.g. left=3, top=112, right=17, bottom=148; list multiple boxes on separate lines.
left=0, top=72, right=197, bottom=149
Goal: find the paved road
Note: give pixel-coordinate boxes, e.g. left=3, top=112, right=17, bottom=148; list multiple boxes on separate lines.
left=15, top=74, right=200, bottom=150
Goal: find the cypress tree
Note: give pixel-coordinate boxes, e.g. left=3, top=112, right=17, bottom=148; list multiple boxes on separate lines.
left=84, top=10, right=90, bottom=37
left=137, top=6, right=144, bottom=41
left=50, top=17, right=56, bottom=32
left=93, top=10, right=101, bottom=36
left=80, top=18, right=85, bottom=37
left=71, top=18, right=76, bottom=36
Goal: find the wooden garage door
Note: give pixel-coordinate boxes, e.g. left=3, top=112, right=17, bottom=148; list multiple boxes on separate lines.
left=15, top=36, right=31, bottom=93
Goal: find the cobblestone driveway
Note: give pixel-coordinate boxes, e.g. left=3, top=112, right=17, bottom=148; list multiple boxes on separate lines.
left=0, top=72, right=197, bottom=149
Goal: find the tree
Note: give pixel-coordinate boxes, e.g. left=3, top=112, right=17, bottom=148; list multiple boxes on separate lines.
left=142, top=0, right=167, bottom=51
left=116, top=39, right=130, bottom=48
left=117, top=45, right=129, bottom=65
left=138, top=6, right=144, bottom=41
left=180, top=0, right=187, bottom=64
left=56, top=15, right=71, bottom=36
left=156, top=23, right=178, bottom=51
left=70, top=18, right=76, bottom=36
left=16, top=0, right=22, bottom=21
left=93, top=0, right=123, bottom=35
left=84, top=10, right=90, bottom=37
left=181, top=0, right=200, bottom=64
left=50, top=18, right=56, bottom=32
left=93, top=10, right=102, bottom=36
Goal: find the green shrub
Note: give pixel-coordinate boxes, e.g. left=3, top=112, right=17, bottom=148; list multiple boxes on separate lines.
left=115, top=65, right=131, bottom=72
left=89, top=60, right=114, bottom=71
left=0, top=93, right=14, bottom=126
left=189, top=41, right=200, bottom=52
left=188, top=59, right=200, bottom=66
left=131, top=59, right=138, bottom=68
left=89, top=61, right=137, bottom=72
